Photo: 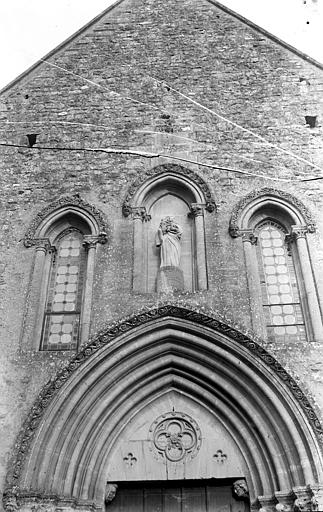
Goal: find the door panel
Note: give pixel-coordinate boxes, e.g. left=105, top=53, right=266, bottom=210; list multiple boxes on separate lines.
left=144, top=488, right=162, bottom=512
left=164, top=487, right=182, bottom=512
left=107, top=482, right=249, bottom=512
left=182, top=486, right=205, bottom=512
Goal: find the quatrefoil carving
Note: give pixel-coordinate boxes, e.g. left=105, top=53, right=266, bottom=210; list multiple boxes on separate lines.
left=149, top=411, right=202, bottom=462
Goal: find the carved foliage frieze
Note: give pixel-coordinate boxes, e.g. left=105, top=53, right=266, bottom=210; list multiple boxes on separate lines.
left=24, top=194, right=108, bottom=247
left=229, top=188, right=316, bottom=238
left=148, top=411, right=202, bottom=463
left=3, top=490, right=104, bottom=512
left=5, top=305, right=323, bottom=495
left=122, top=163, right=216, bottom=217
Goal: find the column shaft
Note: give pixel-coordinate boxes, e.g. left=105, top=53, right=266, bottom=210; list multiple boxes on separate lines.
left=194, top=214, right=208, bottom=291
left=81, top=244, right=96, bottom=344
left=295, top=235, right=323, bottom=342
left=242, top=234, right=267, bottom=339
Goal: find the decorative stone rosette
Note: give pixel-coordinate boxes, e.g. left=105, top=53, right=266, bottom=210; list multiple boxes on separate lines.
left=148, top=411, right=202, bottom=463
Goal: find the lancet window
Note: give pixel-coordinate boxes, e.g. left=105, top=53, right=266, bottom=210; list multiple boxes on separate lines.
left=229, top=189, right=322, bottom=342
left=42, top=229, right=86, bottom=350
left=256, top=220, right=306, bottom=342
left=23, top=197, right=107, bottom=351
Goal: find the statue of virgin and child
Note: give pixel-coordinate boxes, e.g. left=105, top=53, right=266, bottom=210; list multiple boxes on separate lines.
left=155, top=216, right=182, bottom=268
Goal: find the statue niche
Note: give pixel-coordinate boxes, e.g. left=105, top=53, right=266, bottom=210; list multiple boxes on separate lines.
left=126, top=166, right=212, bottom=293
left=155, top=216, right=184, bottom=293
left=147, top=193, right=193, bottom=293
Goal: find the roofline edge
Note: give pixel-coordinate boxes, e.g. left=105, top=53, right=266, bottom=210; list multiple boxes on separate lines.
left=1, top=0, right=322, bottom=96
left=0, top=0, right=124, bottom=96
left=207, top=0, right=323, bottom=71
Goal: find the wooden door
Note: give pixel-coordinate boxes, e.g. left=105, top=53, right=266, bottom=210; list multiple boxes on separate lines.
left=107, top=481, right=249, bottom=512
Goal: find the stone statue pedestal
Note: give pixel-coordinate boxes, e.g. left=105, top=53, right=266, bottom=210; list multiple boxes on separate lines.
left=157, top=266, right=184, bottom=294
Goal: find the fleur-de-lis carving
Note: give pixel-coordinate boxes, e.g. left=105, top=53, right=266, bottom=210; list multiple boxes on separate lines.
left=123, top=452, right=137, bottom=467
left=213, top=449, right=227, bottom=463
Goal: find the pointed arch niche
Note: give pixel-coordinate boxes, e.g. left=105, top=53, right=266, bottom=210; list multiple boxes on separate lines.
left=229, top=188, right=322, bottom=342
left=4, top=307, right=323, bottom=512
left=123, top=164, right=216, bottom=293
left=23, top=195, right=108, bottom=350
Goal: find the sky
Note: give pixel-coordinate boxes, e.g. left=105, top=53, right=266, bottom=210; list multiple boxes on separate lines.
left=0, top=0, right=322, bottom=90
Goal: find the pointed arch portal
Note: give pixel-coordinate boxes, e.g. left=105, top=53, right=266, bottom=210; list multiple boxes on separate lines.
left=5, top=306, right=323, bottom=512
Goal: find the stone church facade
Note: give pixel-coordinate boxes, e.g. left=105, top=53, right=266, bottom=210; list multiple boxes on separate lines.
left=0, top=1, right=323, bottom=511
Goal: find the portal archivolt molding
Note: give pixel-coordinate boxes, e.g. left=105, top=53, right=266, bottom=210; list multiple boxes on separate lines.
left=4, top=305, right=323, bottom=512
left=6, top=306, right=323, bottom=495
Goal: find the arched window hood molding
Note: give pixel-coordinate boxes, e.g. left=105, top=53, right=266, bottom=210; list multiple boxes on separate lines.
left=229, top=188, right=316, bottom=238
left=23, top=193, right=108, bottom=247
left=122, top=163, right=216, bottom=218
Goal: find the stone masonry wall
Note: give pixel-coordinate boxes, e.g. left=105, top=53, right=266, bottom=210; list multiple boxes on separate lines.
left=0, top=0, right=323, bottom=504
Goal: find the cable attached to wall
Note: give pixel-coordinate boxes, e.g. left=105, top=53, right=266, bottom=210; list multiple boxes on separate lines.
left=0, top=142, right=308, bottom=182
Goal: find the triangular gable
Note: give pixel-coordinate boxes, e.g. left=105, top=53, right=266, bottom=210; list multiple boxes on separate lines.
left=1, top=0, right=322, bottom=95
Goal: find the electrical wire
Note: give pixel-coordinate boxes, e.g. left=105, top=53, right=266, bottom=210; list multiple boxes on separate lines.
left=5, top=119, right=114, bottom=130
left=39, top=60, right=323, bottom=175
left=40, top=59, right=167, bottom=114
left=4, top=58, right=322, bottom=182
left=149, top=76, right=323, bottom=174
left=0, top=142, right=299, bottom=182
left=135, top=129, right=298, bottom=172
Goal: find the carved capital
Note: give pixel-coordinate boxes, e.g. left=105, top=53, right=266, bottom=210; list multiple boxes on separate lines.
left=188, top=203, right=204, bottom=218
left=241, top=230, right=258, bottom=245
left=24, top=237, right=52, bottom=251
left=285, top=226, right=308, bottom=253
left=132, top=207, right=151, bottom=222
left=83, top=232, right=108, bottom=249
left=105, top=483, right=118, bottom=504
left=275, top=491, right=295, bottom=512
left=293, top=487, right=312, bottom=512
left=3, top=489, right=18, bottom=512
left=308, top=484, right=323, bottom=511
left=228, top=228, right=258, bottom=244
left=258, top=495, right=277, bottom=512
left=291, top=225, right=308, bottom=240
